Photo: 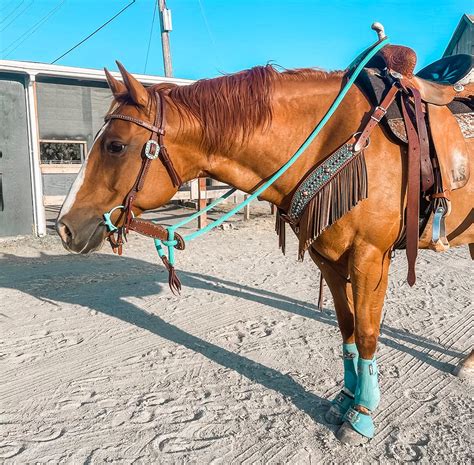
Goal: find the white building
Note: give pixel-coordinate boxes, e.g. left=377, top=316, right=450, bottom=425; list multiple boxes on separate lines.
left=0, top=60, right=191, bottom=237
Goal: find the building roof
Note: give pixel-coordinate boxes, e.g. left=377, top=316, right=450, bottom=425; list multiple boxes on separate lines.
left=443, top=13, right=474, bottom=57
left=0, top=59, right=193, bottom=86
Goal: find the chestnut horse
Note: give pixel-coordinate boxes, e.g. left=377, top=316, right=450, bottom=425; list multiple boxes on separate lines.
left=56, top=63, right=473, bottom=444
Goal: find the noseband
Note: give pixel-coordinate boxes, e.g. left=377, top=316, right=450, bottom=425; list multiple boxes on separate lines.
left=103, top=91, right=185, bottom=292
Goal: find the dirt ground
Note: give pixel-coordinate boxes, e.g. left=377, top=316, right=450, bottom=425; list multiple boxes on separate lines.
left=0, top=208, right=472, bottom=464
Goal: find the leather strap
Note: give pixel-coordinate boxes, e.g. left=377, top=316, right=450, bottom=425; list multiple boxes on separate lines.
left=128, top=217, right=185, bottom=249
left=104, top=113, right=163, bottom=134
left=354, top=83, right=400, bottom=152
left=400, top=80, right=434, bottom=192
left=431, top=191, right=450, bottom=200
left=400, top=88, right=421, bottom=287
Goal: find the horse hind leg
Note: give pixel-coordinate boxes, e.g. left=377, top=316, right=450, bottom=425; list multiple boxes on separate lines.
left=308, top=248, right=358, bottom=425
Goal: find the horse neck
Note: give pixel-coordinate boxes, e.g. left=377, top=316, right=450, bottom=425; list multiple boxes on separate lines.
left=201, top=76, right=369, bottom=208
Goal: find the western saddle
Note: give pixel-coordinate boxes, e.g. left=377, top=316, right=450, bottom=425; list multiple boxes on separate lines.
left=359, top=24, right=472, bottom=285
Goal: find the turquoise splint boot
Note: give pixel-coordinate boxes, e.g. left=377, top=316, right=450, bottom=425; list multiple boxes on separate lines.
left=343, top=357, right=380, bottom=438
left=325, top=343, right=359, bottom=424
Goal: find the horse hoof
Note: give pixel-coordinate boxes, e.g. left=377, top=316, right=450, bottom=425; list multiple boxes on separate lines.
left=453, top=350, right=474, bottom=381
left=336, top=422, right=370, bottom=445
left=325, top=405, right=345, bottom=425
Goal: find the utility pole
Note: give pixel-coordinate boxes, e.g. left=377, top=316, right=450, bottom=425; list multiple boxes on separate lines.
left=158, top=0, right=173, bottom=77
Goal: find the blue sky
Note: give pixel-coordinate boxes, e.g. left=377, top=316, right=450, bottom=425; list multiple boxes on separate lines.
left=0, top=0, right=470, bottom=80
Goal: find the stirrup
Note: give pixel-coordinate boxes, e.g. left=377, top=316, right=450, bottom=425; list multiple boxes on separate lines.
left=429, top=205, right=450, bottom=252
left=326, top=390, right=354, bottom=424
left=343, top=407, right=375, bottom=439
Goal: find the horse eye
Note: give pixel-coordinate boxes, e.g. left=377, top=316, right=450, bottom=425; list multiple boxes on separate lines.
left=107, top=141, right=126, bottom=154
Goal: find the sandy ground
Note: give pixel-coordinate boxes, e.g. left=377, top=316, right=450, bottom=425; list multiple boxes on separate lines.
left=0, top=207, right=472, bottom=464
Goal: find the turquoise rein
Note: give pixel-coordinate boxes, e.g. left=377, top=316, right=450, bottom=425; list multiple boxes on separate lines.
left=105, top=36, right=389, bottom=268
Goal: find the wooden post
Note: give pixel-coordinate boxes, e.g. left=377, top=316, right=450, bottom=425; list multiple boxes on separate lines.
left=26, top=74, right=46, bottom=236
left=198, top=177, right=207, bottom=229
left=243, top=195, right=250, bottom=221
left=158, top=0, right=173, bottom=77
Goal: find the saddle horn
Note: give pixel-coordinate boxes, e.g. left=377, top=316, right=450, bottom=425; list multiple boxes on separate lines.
left=371, top=22, right=386, bottom=41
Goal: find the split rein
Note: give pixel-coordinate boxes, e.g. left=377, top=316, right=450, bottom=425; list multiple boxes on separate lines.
left=103, top=36, right=390, bottom=294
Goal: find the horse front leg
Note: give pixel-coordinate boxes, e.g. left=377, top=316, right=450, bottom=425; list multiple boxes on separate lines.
left=308, top=248, right=359, bottom=425
left=335, top=246, right=391, bottom=445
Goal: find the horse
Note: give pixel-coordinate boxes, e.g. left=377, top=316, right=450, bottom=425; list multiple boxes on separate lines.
left=56, top=60, right=473, bottom=444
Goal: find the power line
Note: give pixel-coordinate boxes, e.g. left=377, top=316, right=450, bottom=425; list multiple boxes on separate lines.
left=0, top=0, right=34, bottom=33
left=0, top=0, right=25, bottom=26
left=196, top=0, right=223, bottom=69
left=51, top=0, right=136, bottom=64
left=2, top=0, right=66, bottom=58
left=0, top=0, right=20, bottom=15
left=144, top=0, right=158, bottom=73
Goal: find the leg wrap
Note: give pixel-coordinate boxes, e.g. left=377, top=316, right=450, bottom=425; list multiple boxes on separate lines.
left=343, top=357, right=380, bottom=439
left=343, top=343, right=359, bottom=395
left=326, top=344, right=359, bottom=425
left=355, top=357, right=380, bottom=412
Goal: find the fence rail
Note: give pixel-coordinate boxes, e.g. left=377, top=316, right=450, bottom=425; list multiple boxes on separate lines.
left=43, top=179, right=270, bottom=227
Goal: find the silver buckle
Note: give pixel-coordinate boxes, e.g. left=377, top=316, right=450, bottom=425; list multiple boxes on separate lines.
left=345, top=408, right=359, bottom=423
left=145, top=139, right=160, bottom=159
left=390, top=70, right=403, bottom=80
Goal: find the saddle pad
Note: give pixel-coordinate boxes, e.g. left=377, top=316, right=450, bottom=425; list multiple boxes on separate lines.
left=388, top=112, right=474, bottom=143
left=358, top=69, right=474, bottom=142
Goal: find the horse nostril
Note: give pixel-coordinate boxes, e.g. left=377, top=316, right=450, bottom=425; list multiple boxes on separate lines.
left=56, top=220, right=74, bottom=245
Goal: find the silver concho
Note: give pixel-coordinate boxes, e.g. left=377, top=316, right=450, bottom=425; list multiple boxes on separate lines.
left=145, top=139, right=160, bottom=159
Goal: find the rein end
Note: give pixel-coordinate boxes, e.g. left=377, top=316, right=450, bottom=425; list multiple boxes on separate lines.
left=161, top=256, right=182, bottom=295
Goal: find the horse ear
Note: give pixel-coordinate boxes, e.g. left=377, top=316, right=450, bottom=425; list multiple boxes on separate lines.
left=116, top=61, right=148, bottom=107
left=104, top=68, right=127, bottom=96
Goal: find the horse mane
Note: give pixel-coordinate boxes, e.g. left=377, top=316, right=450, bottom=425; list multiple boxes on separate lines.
left=150, top=65, right=344, bottom=155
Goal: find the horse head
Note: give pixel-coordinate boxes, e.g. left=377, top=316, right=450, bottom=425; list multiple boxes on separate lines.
left=56, top=63, right=202, bottom=254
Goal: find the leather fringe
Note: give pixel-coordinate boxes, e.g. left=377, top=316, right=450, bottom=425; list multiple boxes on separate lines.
left=275, top=210, right=287, bottom=255
left=297, top=151, right=367, bottom=260
left=318, top=273, right=325, bottom=310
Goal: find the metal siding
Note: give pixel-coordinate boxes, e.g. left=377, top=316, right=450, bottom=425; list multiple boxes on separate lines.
left=0, top=73, right=34, bottom=236
left=42, top=173, right=78, bottom=196
left=36, top=81, right=112, bottom=148
left=36, top=81, right=113, bottom=201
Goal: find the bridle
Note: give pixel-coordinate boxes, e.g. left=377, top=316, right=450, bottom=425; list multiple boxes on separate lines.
left=103, top=91, right=185, bottom=292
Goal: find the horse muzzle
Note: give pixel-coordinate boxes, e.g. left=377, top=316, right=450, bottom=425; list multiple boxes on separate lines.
left=56, top=214, right=107, bottom=254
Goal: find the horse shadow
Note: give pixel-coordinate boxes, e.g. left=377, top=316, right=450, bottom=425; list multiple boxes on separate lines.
left=0, top=251, right=462, bottom=425
left=0, top=251, right=331, bottom=426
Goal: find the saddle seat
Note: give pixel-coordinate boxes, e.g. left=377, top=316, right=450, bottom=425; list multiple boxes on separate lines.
left=416, top=54, right=473, bottom=84
left=368, top=45, right=474, bottom=105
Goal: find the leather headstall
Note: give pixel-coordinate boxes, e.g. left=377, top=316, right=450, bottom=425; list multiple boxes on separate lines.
left=103, top=91, right=184, bottom=256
